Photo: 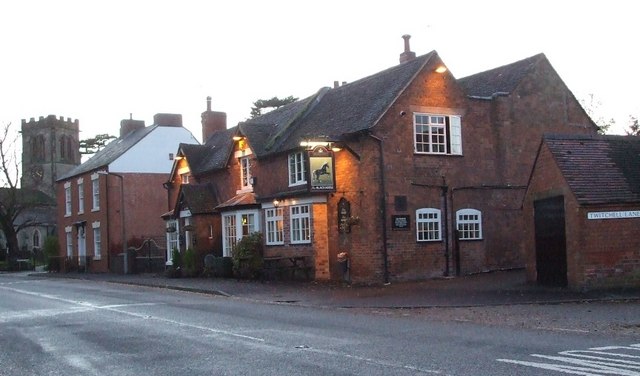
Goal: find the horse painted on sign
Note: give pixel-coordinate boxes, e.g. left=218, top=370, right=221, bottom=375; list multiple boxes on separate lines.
left=313, top=162, right=330, bottom=182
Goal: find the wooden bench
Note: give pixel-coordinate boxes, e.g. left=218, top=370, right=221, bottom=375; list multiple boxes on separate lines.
left=262, top=256, right=312, bottom=281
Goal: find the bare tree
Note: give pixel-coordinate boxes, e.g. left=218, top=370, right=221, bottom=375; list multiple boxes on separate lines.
left=0, top=122, right=53, bottom=262
left=626, top=116, right=639, bottom=136
left=580, top=94, right=615, bottom=135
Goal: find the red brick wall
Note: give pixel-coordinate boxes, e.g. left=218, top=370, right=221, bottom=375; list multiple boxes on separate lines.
left=524, top=144, right=640, bottom=289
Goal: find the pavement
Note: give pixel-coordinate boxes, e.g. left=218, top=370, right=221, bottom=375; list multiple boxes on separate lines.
left=27, top=268, right=640, bottom=309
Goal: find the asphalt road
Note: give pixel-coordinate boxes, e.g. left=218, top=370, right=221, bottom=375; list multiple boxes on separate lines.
left=1, top=273, right=639, bottom=375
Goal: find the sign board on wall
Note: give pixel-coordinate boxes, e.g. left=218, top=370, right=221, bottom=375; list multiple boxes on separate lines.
left=392, top=215, right=410, bottom=230
left=587, top=210, right=640, bottom=220
left=308, top=145, right=336, bottom=192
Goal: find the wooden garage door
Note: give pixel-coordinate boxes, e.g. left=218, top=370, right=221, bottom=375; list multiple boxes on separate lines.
left=534, top=196, right=568, bottom=287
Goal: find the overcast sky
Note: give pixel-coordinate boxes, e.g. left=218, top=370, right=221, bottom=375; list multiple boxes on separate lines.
left=1, top=0, right=637, bottom=143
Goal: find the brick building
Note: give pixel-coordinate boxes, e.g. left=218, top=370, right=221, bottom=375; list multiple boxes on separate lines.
left=524, top=135, right=640, bottom=289
left=57, top=114, right=199, bottom=273
left=164, top=36, right=597, bottom=284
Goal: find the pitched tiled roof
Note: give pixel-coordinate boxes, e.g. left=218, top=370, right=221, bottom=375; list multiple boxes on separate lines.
left=181, top=127, right=236, bottom=175
left=58, top=125, right=157, bottom=180
left=457, top=53, right=545, bottom=99
left=178, top=183, right=219, bottom=214
left=215, top=192, right=258, bottom=211
left=544, top=134, right=640, bottom=205
left=239, top=52, right=435, bottom=157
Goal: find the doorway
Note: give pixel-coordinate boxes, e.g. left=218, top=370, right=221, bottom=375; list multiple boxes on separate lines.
left=534, top=196, right=567, bottom=287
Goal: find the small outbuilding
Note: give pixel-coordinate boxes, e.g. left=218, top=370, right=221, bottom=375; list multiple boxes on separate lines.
left=524, top=134, right=640, bottom=289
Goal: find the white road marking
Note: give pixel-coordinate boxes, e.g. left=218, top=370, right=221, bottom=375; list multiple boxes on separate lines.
left=497, top=343, right=640, bottom=375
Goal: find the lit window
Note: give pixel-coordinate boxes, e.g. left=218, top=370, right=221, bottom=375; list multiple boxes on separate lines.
left=288, top=152, right=307, bottom=186
left=456, top=209, right=483, bottom=240
left=222, top=211, right=259, bottom=256
left=265, top=208, right=284, bottom=245
left=181, top=173, right=189, bottom=184
left=416, top=208, right=441, bottom=242
left=290, top=205, right=311, bottom=244
left=414, top=113, right=462, bottom=155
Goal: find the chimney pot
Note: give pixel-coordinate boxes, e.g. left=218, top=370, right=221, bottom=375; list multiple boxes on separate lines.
left=399, top=34, right=417, bottom=64
left=201, top=97, right=226, bottom=143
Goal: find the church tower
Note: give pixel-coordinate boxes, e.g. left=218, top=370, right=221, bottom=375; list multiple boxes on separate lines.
left=21, top=115, right=81, bottom=198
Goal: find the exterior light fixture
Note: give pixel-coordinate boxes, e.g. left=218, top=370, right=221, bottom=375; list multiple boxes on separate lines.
left=273, top=199, right=280, bottom=207
left=435, top=65, right=447, bottom=73
left=300, top=141, right=331, bottom=148
left=232, top=135, right=243, bottom=141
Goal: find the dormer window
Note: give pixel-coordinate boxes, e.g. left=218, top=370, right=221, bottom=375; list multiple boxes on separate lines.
left=240, top=156, right=251, bottom=190
left=288, top=151, right=307, bottom=186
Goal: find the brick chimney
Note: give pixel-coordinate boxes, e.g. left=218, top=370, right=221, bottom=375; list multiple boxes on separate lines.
left=201, top=96, right=227, bottom=142
left=120, top=115, right=145, bottom=137
left=399, top=34, right=416, bottom=64
left=153, top=113, right=183, bottom=127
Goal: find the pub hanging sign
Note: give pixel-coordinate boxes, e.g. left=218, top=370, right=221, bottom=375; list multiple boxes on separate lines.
left=308, top=145, right=336, bottom=192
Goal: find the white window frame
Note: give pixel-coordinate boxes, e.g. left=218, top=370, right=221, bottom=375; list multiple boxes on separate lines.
left=166, top=219, right=179, bottom=264
left=222, top=210, right=259, bottom=257
left=265, top=207, right=284, bottom=245
left=416, top=208, right=442, bottom=242
left=65, top=226, right=73, bottom=257
left=288, top=151, right=307, bottom=186
left=239, top=156, right=251, bottom=190
left=77, top=180, right=84, bottom=214
left=64, top=182, right=71, bottom=216
left=92, top=221, right=101, bottom=260
left=414, top=113, right=462, bottom=155
left=456, top=208, right=483, bottom=240
left=290, top=204, right=311, bottom=244
left=181, top=173, right=189, bottom=184
left=91, top=174, right=100, bottom=211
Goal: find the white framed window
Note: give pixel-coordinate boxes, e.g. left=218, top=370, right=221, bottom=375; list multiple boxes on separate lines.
left=91, top=175, right=100, bottom=211
left=65, top=226, right=73, bottom=257
left=32, top=229, right=41, bottom=249
left=416, top=208, right=442, bottom=242
left=414, top=113, right=462, bottom=155
left=290, top=205, right=311, bottom=244
left=64, top=182, right=72, bottom=216
left=77, top=181, right=84, bottom=214
left=456, top=208, right=482, bottom=240
left=288, top=151, right=307, bottom=186
left=239, top=157, right=251, bottom=190
left=222, top=210, right=259, bottom=256
left=166, top=220, right=179, bottom=263
left=184, top=216, right=192, bottom=249
left=92, top=222, right=101, bottom=260
left=265, top=207, right=284, bottom=245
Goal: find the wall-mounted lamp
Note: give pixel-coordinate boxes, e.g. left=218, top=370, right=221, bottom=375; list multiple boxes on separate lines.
left=300, top=141, right=330, bottom=148
left=249, top=176, right=257, bottom=186
left=232, top=135, right=243, bottom=141
left=273, top=199, right=280, bottom=207
left=174, top=155, right=184, bottom=161
left=435, top=65, right=448, bottom=74
left=331, top=145, right=343, bottom=152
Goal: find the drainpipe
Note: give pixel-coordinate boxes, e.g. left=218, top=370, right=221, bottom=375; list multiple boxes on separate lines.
left=441, top=179, right=450, bottom=277
left=369, top=133, right=390, bottom=284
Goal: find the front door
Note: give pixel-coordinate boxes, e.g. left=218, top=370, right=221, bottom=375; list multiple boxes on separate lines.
left=534, top=196, right=568, bottom=287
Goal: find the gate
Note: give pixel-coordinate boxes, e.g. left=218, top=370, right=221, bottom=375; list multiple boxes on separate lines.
left=534, top=196, right=567, bottom=287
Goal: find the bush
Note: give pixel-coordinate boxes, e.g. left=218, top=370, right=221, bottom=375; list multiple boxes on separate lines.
left=183, top=248, right=197, bottom=277
left=231, top=233, right=263, bottom=279
left=43, top=236, right=59, bottom=271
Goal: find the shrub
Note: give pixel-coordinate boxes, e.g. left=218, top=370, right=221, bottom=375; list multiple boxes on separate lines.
left=43, top=236, right=59, bottom=271
left=183, top=248, right=197, bottom=277
left=231, top=233, right=263, bottom=279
